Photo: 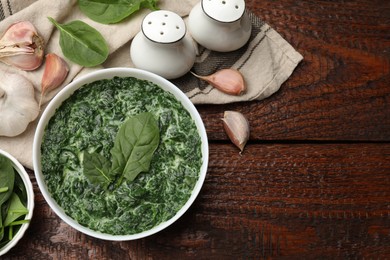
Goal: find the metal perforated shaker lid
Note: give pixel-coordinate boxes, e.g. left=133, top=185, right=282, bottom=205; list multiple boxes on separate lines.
left=141, top=10, right=186, bottom=44
left=201, top=0, right=246, bottom=23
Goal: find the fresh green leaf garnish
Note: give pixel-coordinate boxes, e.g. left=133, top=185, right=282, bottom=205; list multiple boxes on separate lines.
left=83, top=151, right=113, bottom=189
left=48, top=17, right=109, bottom=67
left=111, top=112, right=160, bottom=183
left=83, top=112, right=160, bottom=188
left=77, top=0, right=159, bottom=24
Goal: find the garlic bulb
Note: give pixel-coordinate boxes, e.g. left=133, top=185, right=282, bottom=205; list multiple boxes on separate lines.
left=0, top=71, right=39, bottom=137
left=191, top=69, right=246, bottom=95
left=0, top=21, right=44, bottom=70
left=222, top=111, right=250, bottom=153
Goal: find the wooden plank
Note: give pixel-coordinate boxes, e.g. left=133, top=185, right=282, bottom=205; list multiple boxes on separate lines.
left=6, top=143, right=390, bottom=259
left=199, top=0, right=390, bottom=141
left=3, top=1, right=390, bottom=259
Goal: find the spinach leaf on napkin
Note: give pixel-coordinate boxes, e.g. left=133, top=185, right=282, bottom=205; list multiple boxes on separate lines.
left=78, top=0, right=159, bottom=24
left=48, top=17, right=109, bottom=67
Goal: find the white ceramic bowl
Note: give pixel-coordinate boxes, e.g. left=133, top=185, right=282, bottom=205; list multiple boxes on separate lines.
left=0, top=150, right=34, bottom=256
left=33, top=68, right=209, bottom=241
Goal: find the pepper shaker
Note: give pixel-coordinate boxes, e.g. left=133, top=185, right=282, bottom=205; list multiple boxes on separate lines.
left=188, top=0, right=252, bottom=52
left=130, top=10, right=197, bottom=79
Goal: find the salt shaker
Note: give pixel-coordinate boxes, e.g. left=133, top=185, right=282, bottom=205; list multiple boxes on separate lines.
left=130, top=10, right=197, bottom=79
left=188, top=0, right=252, bottom=52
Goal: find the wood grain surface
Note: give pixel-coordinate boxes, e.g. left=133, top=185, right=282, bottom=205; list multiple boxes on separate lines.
left=3, top=0, right=390, bottom=259
left=200, top=0, right=390, bottom=142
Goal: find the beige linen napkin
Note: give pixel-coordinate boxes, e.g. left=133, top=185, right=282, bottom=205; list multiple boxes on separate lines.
left=0, top=0, right=303, bottom=169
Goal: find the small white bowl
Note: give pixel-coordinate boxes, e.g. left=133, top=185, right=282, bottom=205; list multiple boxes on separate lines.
left=0, top=150, right=34, bottom=256
left=33, top=68, right=209, bottom=241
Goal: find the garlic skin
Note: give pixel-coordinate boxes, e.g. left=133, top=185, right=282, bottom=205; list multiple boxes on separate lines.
left=222, top=111, right=250, bottom=153
left=0, top=21, right=44, bottom=70
left=39, top=53, right=69, bottom=108
left=191, top=69, right=246, bottom=95
left=0, top=71, right=39, bottom=137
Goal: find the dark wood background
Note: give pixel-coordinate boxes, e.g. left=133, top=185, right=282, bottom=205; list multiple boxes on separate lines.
left=4, top=0, right=390, bottom=259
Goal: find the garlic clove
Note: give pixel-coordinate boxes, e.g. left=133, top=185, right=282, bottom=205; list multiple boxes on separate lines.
left=39, top=53, right=69, bottom=108
left=0, top=21, right=37, bottom=45
left=0, top=21, right=44, bottom=70
left=191, top=69, right=246, bottom=95
left=0, top=48, right=43, bottom=70
left=222, top=111, right=250, bottom=153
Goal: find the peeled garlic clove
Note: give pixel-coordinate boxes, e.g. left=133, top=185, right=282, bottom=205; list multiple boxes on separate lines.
left=222, top=111, right=250, bottom=153
left=191, top=69, right=246, bottom=95
left=39, top=53, right=69, bottom=108
left=0, top=21, right=44, bottom=70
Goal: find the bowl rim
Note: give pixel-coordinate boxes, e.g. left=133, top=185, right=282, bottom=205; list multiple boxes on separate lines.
left=32, top=67, right=209, bottom=241
left=0, top=149, right=34, bottom=256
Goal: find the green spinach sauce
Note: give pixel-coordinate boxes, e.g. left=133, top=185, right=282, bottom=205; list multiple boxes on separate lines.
left=41, top=77, right=202, bottom=235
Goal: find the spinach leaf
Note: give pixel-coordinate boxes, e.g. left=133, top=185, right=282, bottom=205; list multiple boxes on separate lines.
left=83, top=152, right=113, bottom=189
left=78, top=0, right=159, bottom=24
left=1, top=201, right=10, bottom=223
left=0, top=155, right=15, bottom=229
left=1, top=201, right=10, bottom=240
left=111, top=112, right=160, bottom=182
left=82, top=112, right=160, bottom=189
left=0, top=226, right=3, bottom=244
left=13, top=173, right=27, bottom=206
left=3, top=193, right=28, bottom=227
left=0, top=156, right=29, bottom=246
left=48, top=17, right=109, bottom=67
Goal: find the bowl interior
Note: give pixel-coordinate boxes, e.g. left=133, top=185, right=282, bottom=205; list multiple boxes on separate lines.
left=33, top=68, right=208, bottom=241
left=0, top=150, right=34, bottom=256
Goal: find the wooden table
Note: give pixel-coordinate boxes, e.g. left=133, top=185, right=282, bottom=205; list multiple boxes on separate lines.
left=5, top=0, right=390, bottom=259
